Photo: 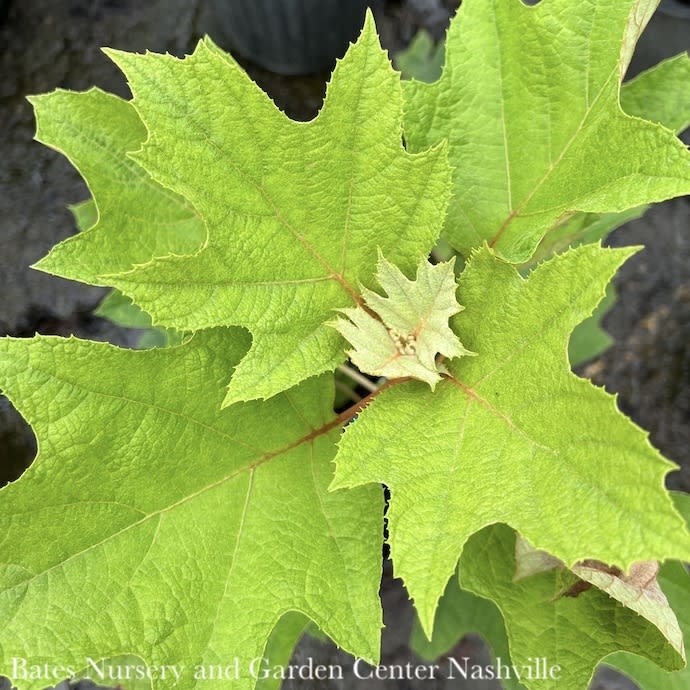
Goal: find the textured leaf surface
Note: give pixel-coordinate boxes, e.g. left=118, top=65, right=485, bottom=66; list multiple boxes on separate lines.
left=513, top=537, right=683, bottom=656
left=410, top=570, right=526, bottom=690
left=510, top=50, right=690, bottom=363
left=402, top=0, right=690, bottom=261
left=332, top=255, right=470, bottom=387
left=574, top=560, right=682, bottom=652
left=331, top=244, right=690, bottom=634
left=96, top=289, right=158, bottom=330
left=74, top=655, right=154, bottom=690
left=606, top=492, right=690, bottom=690
left=528, top=52, right=690, bottom=271
left=31, top=89, right=204, bottom=282
left=0, top=330, right=383, bottom=690
left=567, top=275, right=616, bottom=366
left=621, top=53, right=690, bottom=134
left=398, top=32, right=690, bottom=369
left=65, top=197, right=178, bottom=348
left=91, top=15, right=450, bottom=405
left=459, top=525, right=685, bottom=690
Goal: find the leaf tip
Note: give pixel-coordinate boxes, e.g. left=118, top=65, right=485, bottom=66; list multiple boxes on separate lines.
left=332, top=4, right=392, bottom=85
left=101, top=45, right=132, bottom=66
left=30, top=252, right=56, bottom=276
left=415, top=598, right=439, bottom=643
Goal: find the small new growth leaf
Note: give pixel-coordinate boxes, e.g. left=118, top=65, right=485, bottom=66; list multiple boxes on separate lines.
left=331, top=254, right=472, bottom=387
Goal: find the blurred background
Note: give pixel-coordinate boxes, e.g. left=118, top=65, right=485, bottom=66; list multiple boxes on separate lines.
left=0, top=1, right=689, bottom=689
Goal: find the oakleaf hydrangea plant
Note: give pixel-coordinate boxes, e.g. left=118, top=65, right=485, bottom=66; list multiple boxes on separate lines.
left=2, top=2, right=690, bottom=690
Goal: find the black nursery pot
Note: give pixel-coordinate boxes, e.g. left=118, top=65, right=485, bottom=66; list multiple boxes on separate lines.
left=207, top=0, right=382, bottom=75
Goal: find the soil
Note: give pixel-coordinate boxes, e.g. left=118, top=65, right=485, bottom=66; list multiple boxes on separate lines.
left=584, top=197, right=690, bottom=493
left=1, top=2, right=688, bottom=690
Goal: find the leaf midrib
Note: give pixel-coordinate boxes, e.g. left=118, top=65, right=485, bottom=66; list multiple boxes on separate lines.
left=1, top=401, right=341, bottom=600
left=131, top=53, right=364, bottom=307
left=489, top=64, right=618, bottom=248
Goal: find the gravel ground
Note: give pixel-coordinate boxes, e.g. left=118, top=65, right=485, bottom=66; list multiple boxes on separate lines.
left=1, top=2, right=688, bottom=690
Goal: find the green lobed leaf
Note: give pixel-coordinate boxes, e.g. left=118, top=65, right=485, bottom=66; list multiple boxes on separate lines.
left=65, top=198, right=180, bottom=348
left=605, top=492, right=690, bottom=690
left=509, top=51, right=690, bottom=365
left=401, top=44, right=690, bottom=369
left=567, top=282, right=616, bottom=367
left=12, top=5, right=687, bottom=680
left=254, top=613, right=312, bottom=690
left=394, top=30, right=445, bottom=83
left=410, top=569, right=527, bottom=690
left=512, top=537, right=684, bottom=658
left=31, top=89, right=205, bottom=281
left=70, top=198, right=99, bottom=231
left=459, top=524, right=685, bottom=690
left=331, top=243, right=690, bottom=636
left=331, top=254, right=471, bottom=388
left=73, top=14, right=451, bottom=406
left=95, top=289, right=157, bottom=330
left=528, top=52, right=690, bottom=270
left=621, top=53, right=690, bottom=134
left=94, top=291, right=183, bottom=349
left=402, top=0, right=690, bottom=262
left=0, top=330, right=383, bottom=690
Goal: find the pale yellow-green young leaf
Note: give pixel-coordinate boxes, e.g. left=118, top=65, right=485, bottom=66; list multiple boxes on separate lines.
left=331, top=255, right=471, bottom=387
